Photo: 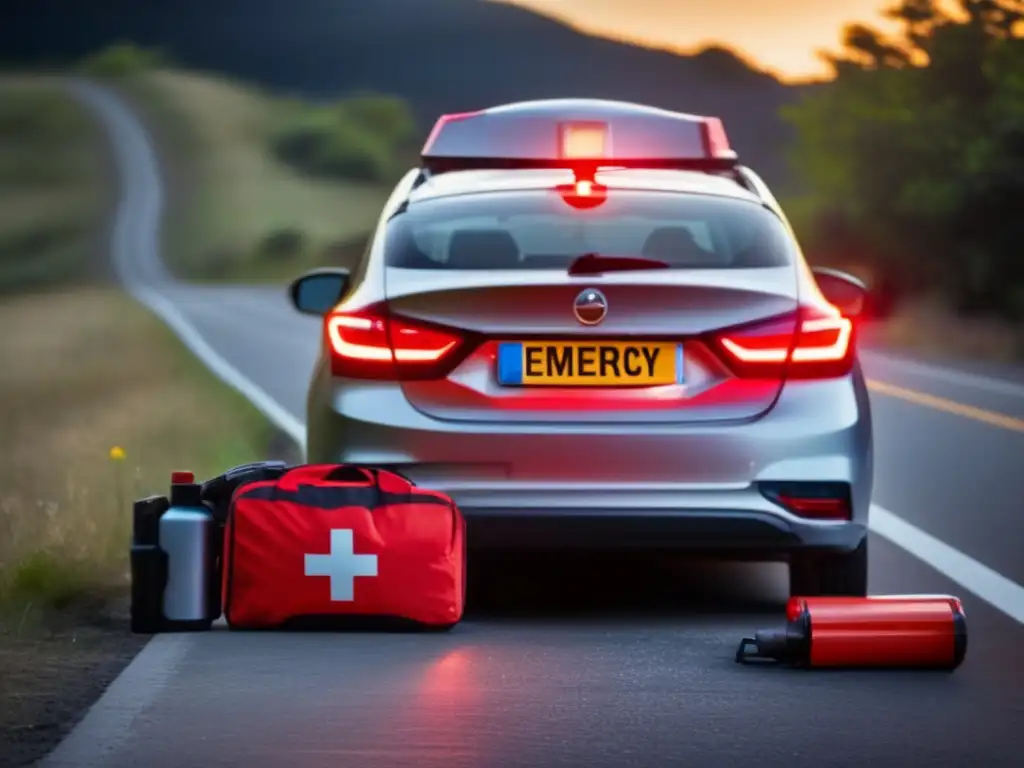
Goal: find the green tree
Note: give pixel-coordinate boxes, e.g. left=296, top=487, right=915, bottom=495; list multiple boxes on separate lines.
left=269, top=95, right=418, bottom=184
left=338, top=93, right=418, bottom=150
left=783, top=0, right=1024, bottom=318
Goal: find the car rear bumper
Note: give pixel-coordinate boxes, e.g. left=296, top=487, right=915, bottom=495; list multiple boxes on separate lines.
left=419, top=482, right=865, bottom=554
left=461, top=507, right=866, bottom=555
left=306, top=357, right=874, bottom=556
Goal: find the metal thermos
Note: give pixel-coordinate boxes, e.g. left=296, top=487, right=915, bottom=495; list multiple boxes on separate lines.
left=159, top=471, right=218, bottom=628
left=130, top=470, right=218, bottom=633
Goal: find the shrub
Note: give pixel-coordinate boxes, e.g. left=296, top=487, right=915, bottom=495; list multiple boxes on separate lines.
left=271, top=108, right=388, bottom=182
left=269, top=95, right=417, bottom=184
left=337, top=93, right=418, bottom=149
left=256, top=228, right=307, bottom=261
left=78, top=42, right=166, bottom=78
left=3, top=551, right=84, bottom=609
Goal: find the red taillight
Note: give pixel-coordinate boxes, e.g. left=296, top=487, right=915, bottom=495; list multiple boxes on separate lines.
left=714, top=305, right=854, bottom=379
left=325, top=306, right=463, bottom=380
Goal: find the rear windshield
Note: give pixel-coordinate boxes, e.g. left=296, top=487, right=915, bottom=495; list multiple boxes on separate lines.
left=384, top=189, right=794, bottom=270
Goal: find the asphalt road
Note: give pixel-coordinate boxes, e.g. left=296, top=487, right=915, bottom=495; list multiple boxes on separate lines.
left=44, top=81, right=1024, bottom=768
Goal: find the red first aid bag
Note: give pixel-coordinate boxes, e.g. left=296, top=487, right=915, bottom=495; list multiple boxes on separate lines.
left=221, top=464, right=465, bottom=630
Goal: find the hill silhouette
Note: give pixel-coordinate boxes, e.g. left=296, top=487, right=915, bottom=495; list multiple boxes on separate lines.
left=1, top=0, right=809, bottom=188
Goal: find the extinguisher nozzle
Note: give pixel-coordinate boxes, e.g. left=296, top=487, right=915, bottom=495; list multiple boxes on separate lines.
left=735, top=637, right=768, bottom=664
left=735, top=632, right=788, bottom=664
left=736, top=623, right=808, bottom=665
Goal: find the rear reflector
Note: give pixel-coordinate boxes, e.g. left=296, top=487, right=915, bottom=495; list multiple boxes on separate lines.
left=760, top=482, right=852, bottom=520
left=713, top=305, right=854, bottom=379
left=326, top=306, right=464, bottom=379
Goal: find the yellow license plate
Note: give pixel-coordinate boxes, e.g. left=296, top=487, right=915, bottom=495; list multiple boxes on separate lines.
left=496, top=341, right=683, bottom=387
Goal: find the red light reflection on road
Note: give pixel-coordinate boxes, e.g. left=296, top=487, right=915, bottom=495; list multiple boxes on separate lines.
left=390, top=644, right=507, bottom=763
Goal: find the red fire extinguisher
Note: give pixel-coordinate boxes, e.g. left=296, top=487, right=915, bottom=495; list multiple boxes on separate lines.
left=735, top=595, right=968, bottom=670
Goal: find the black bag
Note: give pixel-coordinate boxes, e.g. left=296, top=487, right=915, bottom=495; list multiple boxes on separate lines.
left=129, top=460, right=291, bottom=634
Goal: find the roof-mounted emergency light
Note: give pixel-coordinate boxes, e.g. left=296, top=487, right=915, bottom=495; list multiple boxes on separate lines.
left=420, top=98, right=738, bottom=175
left=558, top=121, right=608, bottom=160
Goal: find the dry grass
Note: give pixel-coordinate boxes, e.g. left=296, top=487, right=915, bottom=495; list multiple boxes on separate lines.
left=0, top=288, right=271, bottom=613
left=0, top=77, right=271, bottom=616
left=0, top=73, right=277, bottom=766
left=867, top=296, right=1024, bottom=362
left=121, top=70, right=390, bottom=282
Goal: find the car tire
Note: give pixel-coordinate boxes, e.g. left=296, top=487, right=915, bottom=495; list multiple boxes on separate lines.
left=789, top=538, right=868, bottom=597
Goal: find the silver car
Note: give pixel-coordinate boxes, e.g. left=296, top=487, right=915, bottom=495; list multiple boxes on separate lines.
left=289, top=100, right=873, bottom=597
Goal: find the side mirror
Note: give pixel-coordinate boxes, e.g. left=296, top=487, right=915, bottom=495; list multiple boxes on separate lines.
left=288, top=268, right=350, bottom=316
left=811, top=267, right=869, bottom=319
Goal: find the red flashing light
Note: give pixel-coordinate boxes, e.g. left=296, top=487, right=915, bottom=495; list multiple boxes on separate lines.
left=559, top=121, right=608, bottom=160
left=714, top=305, right=854, bottom=379
left=326, top=306, right=464, bottom=380
left=170, top=471, right=195, bottom=484
left=555, top=170, right=608, bottom=210
left=420, top=101, right=740, bottom=174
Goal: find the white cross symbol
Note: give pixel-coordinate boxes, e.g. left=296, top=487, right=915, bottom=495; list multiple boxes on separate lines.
left=304, top=529, right=378, bottom=602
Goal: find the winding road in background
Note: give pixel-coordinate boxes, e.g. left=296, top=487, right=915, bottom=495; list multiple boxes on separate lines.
left=44, top=80, right=1024, bottom=767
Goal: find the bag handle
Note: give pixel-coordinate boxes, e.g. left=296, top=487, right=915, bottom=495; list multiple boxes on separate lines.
left=275, top=464, right=376, bottom=493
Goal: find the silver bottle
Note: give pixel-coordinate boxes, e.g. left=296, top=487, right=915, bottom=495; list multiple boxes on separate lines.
left=159, top=471, right=216, bottom=627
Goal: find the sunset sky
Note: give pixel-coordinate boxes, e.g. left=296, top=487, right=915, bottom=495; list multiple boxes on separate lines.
left=498, top=0, right=928, bottom=81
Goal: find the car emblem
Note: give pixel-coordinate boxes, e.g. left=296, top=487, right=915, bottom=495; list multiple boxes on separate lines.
left=573, top=288, right=607, bottom=326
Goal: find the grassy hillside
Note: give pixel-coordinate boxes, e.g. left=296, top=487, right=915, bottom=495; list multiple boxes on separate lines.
left=0, top=75, right=276, bottom=765
left=119, top=70, right=391, bottom=281
left=0, top=75, right=273, bottom=615
left=0, top=77, right=108, bottom=291
left=0, top=0, right=806, bottom=190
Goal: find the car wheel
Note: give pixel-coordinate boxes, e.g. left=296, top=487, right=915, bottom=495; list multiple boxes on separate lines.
left=789, top=538, right=868, bottom=597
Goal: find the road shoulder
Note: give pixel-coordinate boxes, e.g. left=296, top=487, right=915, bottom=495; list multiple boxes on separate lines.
left=0, top=78, right=287, bottom=767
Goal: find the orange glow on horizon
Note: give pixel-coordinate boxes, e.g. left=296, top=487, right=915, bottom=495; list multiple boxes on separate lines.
left=494, top=0, right=967, bottom=82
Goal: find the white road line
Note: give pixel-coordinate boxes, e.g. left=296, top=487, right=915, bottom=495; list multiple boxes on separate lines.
left=137, top=286, right=307, bottom=445
left=870, top=505, right=1024, bottom=623
left=69, top=79, right=1024, bottom=631
left=68, top=79, right=307, bottom=449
